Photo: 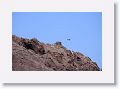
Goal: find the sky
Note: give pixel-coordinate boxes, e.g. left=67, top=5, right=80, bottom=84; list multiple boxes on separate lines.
left=12, top=12, right=102, bottom=69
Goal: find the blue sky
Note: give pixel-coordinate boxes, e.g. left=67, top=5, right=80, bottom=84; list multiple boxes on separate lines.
left=12, top=12, right=102, bottom=69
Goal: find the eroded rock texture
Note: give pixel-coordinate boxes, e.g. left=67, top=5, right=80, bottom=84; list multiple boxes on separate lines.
left=12, top=35, right=100, bottom=71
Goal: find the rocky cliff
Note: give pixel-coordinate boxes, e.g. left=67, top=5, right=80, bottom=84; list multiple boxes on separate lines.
left=12, top=35, right=100, bottom=71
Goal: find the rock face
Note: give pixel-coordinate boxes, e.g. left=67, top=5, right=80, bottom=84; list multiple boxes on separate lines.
left=12, top=35, right=100, bottom=71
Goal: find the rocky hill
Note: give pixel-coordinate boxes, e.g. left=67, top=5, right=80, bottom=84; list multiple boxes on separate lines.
left=12, top=35, right=100, bottom=71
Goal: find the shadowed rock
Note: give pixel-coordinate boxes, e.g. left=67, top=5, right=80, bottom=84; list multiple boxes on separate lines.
left=12, top=35, right=100, bottom=71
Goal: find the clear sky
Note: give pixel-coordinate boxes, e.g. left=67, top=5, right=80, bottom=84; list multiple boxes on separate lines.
left=12, top=12, right=102, bottom=69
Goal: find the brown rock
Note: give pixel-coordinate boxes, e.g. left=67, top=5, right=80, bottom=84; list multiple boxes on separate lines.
left=12, top=35, right=100, bottom=71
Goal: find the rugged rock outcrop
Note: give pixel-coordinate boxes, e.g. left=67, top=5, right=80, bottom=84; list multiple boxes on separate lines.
left=12, top=35, right=100, bottom=71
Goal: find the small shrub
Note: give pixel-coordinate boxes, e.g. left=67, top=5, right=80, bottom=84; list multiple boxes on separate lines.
left=30, top=38, right=39, bottom=45
left=55, top=41, right=62, bottom=45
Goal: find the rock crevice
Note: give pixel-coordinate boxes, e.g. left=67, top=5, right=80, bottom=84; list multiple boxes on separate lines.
left=12, top=35, right=100, bottom=71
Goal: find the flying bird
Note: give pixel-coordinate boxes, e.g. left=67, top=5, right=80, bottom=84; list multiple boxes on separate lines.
left=67, top=39, right=71, bottom=41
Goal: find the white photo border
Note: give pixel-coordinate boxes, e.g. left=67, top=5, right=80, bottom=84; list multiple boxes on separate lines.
left=0, top=0, right=114, bottom=83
